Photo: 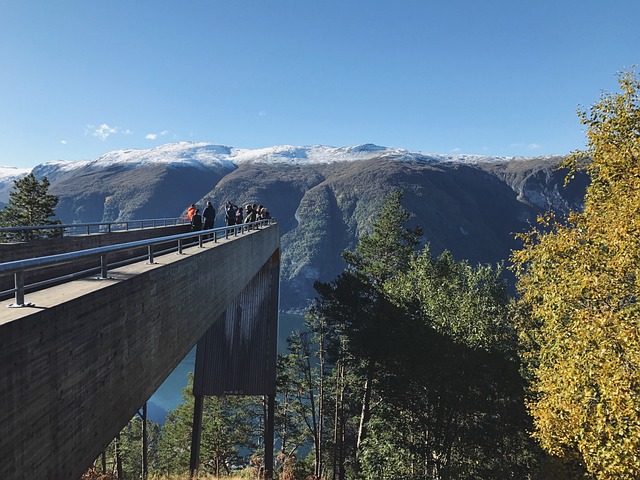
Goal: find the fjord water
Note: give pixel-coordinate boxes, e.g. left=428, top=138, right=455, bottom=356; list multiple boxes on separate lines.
left=147, top=312, right=305, bottom=423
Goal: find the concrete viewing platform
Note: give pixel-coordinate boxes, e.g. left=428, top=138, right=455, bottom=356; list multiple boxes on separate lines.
left=0, top=223, right=280, bottom=480
left=2, top=230, right=243, bottom=324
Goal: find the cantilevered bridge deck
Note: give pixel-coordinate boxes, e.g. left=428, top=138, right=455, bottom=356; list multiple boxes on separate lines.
left=0, top=222, right=280, bottom=479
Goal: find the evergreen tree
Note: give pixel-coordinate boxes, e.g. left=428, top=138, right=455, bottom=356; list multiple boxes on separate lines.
left=312, top=190, right=422, bottom=475
left=309, top=190, right=548, bottom=479
left=275, top=351, right=312, bottom=476
left=277, top=328, right=326, bottom=478
left=382, top=247, right=538, bottom=478
left=342, top=190, right=422, bottom=287
left=512, top=70, right=640, bottom=478
left=98, top=412, right=160, bottom=480
left=0, top=172, right=61, bottom=240
left=155, top=374, right=261, bottom=476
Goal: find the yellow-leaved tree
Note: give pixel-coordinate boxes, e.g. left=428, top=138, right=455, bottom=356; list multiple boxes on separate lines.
left=512, top=70, right=640, bottom=479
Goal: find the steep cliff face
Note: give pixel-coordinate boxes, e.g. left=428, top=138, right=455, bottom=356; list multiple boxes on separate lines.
left=196, top=156, right=588, bottom=310
left=3, top=145, right=589, bottom=311
left=481, top=156, right=589, bottom=214
left=36, top=162, right=235, bottom=223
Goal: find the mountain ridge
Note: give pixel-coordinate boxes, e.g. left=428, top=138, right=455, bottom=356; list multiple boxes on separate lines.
left=0, top=142, right=588, bottom=310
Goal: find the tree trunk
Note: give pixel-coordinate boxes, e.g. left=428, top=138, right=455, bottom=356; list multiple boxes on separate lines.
left=280, top=391, right=291, bottom=458
left=317, top=325, right=326, bottom=479
left=357, top=358, right=375, bottom=452
left=115, top=434, right=123, bottom=480
left=333, top=361, right=346, bottom=480
left=305, top=351, right=320, bottom=478
left=332, top=362, right=340, bottom=480
left=141, top=403, right=148, bottom=479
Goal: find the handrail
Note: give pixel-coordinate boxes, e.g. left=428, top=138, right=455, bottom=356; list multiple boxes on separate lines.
left=1, top=219, right=276, bottom=307
left=0, top=217, right=191, bottom=240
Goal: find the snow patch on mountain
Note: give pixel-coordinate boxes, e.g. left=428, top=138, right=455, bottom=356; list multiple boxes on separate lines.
left=0, top=166, right=31, bottom=182
left=11, top=142, right=527, bottom=181
left=0, top=166, right=31, bottom=203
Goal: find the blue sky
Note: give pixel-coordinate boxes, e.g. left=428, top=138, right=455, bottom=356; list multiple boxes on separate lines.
left=1, top=1, right=639, bottom=168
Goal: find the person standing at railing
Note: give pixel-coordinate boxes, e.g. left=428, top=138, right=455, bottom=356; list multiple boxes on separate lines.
left=235, top=206, right=243, bottom=225
left=190, top=209, right=203, bottom=231
left=244, top=204, right=257, bottom=224
left=202, top=201, right=215, bottom=230
left=225, top=201, right=236, bottom=226
left=187, top=204, right=197, bottom=220
left=258, top=207, right=270, bottom=220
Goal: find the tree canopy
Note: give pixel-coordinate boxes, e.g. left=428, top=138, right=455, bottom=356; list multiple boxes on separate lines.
left=0, top=172, right=61, bottom=239
left=512, top=70, right=640, bottom=479
left=308, top=191, right=541, bottom=479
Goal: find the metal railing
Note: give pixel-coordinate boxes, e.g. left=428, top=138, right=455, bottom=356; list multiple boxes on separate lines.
left=1, top=219, right=275, bottom=307
left=0, top=217, right=191, bottom=241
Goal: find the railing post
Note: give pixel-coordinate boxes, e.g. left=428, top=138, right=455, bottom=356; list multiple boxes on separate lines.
left=178, top=238, right=183, bottom=254
left=87, top=225, right=90, bottom=235
left=148, top=245, right=155, bottom=264
left=100, top=254, right=109, bottom=279
left=14, top=271, right=25, bottom=306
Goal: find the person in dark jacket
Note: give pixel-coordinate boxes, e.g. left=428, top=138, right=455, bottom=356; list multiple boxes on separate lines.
left=191, top=209, right=203, bottom=231
left=225, top=201, right=236, bottom=226
left=202, top=201, right=215, bottom=230
left=259, top=207, right=271, bottom=220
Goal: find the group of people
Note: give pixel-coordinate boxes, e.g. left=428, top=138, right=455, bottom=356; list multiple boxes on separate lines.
left=186, top=202, right=216, bottom=231
left=186, top=201, right=271, bottom=231
left=224, top=201, right=271, bottom=226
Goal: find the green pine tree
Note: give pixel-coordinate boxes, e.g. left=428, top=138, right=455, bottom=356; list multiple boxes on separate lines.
left=155, top=374, right=261, bottom=476
left=312, top=190, right=422, bottom=476
left=0, top=172, right=61, bottom=240
left=342, top=190, right=422, bottom=286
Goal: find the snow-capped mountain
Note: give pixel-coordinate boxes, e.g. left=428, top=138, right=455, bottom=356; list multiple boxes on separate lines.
left=0, top=166, right=30, bottom=182
left=26, top=142, right=523, bottom=180
left=0, top=166, right=30, bottom=205
left=3, top=141, right=541, bottom=199
left=1, top=142, right=586, bottom=310
left=0, top=141, right=529, bottom=206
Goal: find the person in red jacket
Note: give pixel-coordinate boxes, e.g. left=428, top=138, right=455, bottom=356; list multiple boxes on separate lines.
left=187, top=204, right=197, bottom=220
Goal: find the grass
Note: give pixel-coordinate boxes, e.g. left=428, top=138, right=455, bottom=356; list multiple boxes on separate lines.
left=82, top=467, right=254, bottom=480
